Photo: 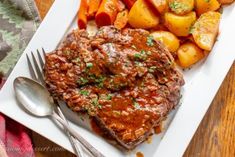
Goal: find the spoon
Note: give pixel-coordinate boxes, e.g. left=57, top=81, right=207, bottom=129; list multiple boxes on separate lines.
left=14, top=77, right=104, bottom=157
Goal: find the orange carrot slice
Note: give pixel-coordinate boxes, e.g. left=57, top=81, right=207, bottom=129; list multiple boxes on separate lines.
left=77, top=0, right=88, bottom=29
left=88, top=0, right=101, bottom=19
left=95, top=0, right=118, bottom=27
left=114, top=9, right=129, bottom=29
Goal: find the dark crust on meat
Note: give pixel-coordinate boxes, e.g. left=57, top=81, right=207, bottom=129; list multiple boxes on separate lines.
left=44, top=26, right=184, bottom=150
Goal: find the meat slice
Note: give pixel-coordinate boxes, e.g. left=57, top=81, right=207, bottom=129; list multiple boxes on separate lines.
left=44, top=26, right=184, bottom=149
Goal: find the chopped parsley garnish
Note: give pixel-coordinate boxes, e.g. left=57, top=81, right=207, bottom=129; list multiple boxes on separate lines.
left=91, top=97, right=98, bottom=105
left=80, top=90, right=89, bottom=96
left=169, top=1, right=189, bottom=14
left=78, top=77, right=88, bottom=85
left=148, top=66, right=157, bottom=73
left=106, top=94, right=113, bottom=100
left=91, top=97, right=102, bottom=109
left=72, top=57, right=80, bottom=63
left=94, top=76, right=106, bottom=88
left=133, top=101, right=140, bottom=109
left=134, top=50, right=147, bottom=60
left=140, top=50, right=146, bottom=55
left=134, top=53, right=141, bottom=59
left=132, top=97, right=141, bottom=109
left=146, top=35, right=154, bottom=46
left=86, top=62, right=93, bottom=68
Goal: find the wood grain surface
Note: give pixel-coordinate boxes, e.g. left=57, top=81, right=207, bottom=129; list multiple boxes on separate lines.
left=34, top=1, right=235, bottom=157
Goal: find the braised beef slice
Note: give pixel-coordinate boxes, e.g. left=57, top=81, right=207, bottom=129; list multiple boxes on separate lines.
left=44, top=26, right=184, bottom=149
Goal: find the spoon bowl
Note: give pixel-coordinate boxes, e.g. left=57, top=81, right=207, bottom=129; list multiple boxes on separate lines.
left=13, top=76, right=105, bottom=157
left=14, top=77, right=54, bottom=117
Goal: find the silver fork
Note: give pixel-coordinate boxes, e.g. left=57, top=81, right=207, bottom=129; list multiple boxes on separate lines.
left=26, top=48, right=85, bottom=157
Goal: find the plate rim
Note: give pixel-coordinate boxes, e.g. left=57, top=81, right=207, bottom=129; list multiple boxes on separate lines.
left=0, top=1, right=235, bottom=157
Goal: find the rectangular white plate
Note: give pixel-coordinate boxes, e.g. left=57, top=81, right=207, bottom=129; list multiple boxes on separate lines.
left=0, top=1, right=235, bottom=157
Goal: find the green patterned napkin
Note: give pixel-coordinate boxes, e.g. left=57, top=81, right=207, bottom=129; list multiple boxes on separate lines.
left=0, top=0, right=40, bottom=78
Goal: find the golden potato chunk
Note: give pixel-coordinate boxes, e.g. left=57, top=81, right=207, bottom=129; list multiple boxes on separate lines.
left=168, top=0, right=194, bottom=15
left=177, top=42, right=204, bottom=68
left=191, top=11, right=221, bottom=51
left=164, top=12, right=196, bottom=37
left=146, top=0, right=169, bottom=14
left=128, top=0, right=160, bottom=29
left=219, top=0, right=234, bottom=4
left=151, top=31, right=180, bottom=53
left=195, top=0, right=221, bottom=15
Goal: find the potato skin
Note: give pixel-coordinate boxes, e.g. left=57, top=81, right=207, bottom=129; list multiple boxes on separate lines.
left=151, top=31, right=180, bottom=53
left=192, top=11, right=221, bottom=51
left=128, top=0, right=159, bottom=28
left=164, top=12, right=196, bottom=37
left=168, top=0, right=194, bottom=15
left=195, top=0, right=221, bottom=15
left=177, top=42, right=204, bottom=68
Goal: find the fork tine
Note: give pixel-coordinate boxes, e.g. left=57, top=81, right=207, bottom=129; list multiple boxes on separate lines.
left=31, top=51, right=44, bottom=83
left=26, top=54, right=37, bottom=80
left=37, top=49, right=44, bottom=70
left=42, top=47, right=46, bottom=59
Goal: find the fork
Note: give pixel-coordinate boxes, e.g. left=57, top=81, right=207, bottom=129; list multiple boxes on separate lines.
left=26, top=48, right=97, bottom=157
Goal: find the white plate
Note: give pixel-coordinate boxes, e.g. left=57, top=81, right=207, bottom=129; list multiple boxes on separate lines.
left=0, top=1, right=235, bottom=157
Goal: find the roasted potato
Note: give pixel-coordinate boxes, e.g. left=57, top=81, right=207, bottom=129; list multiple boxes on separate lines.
left=128, top=0, right=160, bottom=28
left=168, top=0, right=194, bottom=15
left=177, top=42, right=204, bottom=68
left=191, top=11, right=221, bottom=51
left=151, top=31, right=180, bottom=53
left=164, top=12, right=196, bottom=37
left=146, top=0, right=169, bottom=14
left=195, top=0, right=221, bottom=15
left=219, top=0, right=234, bottom=4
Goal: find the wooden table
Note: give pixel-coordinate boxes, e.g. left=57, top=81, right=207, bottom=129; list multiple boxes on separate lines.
left=34, top=1, right=235, bottom=157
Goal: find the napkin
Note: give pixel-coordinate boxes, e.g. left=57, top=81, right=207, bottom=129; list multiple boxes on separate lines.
left=0, top=0, right=40, bottom=87
left=0, top=114, right=35, bottom=157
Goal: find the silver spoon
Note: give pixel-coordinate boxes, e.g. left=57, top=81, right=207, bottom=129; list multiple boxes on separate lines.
left=13, top=77, right=104, bottom=157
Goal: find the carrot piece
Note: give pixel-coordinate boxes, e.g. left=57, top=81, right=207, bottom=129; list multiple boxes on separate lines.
left=88, top=0, right=101, bottom=19
left=77, top=0, right=88, bottom=29
left=95, top=0, right=118, bottom=27
left=122, top=0, right=136, bottom=9
left=114, top=9, right=129, bottom=29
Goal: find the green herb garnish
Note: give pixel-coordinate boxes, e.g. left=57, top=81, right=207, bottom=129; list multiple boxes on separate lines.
left=91, top=97, right=102, bottom=109
left=72, top=57, right=80, bottom=63
left=134, top=50, right=147, bottom=60
left=169, top=1, right=189, bottom=14
left=78, top=77, right=89, bottom=84
left=133, top=102, right=140, bottom=109
left=106, top=94, right=113, bottom=100
left=148, top=66, right=157, bottom=73
left=80, top=90, right=89, bottom=96
left=86, top=62, right=93, bottom=68
left=134, top=53, right=141, bottom=59
left=146, top=35, right=154, bottom=46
